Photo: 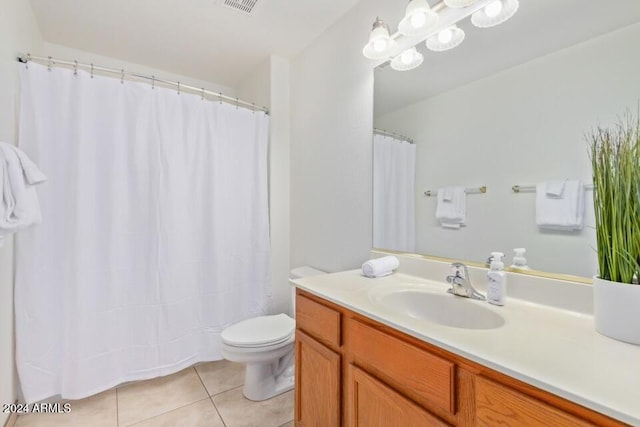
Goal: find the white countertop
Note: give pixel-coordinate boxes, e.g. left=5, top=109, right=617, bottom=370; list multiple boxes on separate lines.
left=291, top=269, right=640, bottom=426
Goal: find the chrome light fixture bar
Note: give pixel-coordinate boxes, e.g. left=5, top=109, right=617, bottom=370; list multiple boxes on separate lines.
left=364, top=0, right=519, bottom=71
left=444, top=0, right=479, bottom=8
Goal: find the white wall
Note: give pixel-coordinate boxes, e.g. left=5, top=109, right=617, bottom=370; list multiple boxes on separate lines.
left=375, top=23, right=640, bottom=277
left=267, top=57, right=292, bottom=314
left=290, top=1, right=398, bottom=273
left=238, top=56, right=292, bottom=315
left=0, top=0, right=43, bottom=421
left=237, top=58, right=270, bottom=109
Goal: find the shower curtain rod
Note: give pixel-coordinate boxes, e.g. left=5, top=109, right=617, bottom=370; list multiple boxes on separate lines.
left=17, top=54, right=269, bottom=115
left=373, top=128, right=414, bottom=144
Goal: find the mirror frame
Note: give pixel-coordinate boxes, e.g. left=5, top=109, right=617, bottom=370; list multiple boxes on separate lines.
left=373, top=248, right=593, bottom=284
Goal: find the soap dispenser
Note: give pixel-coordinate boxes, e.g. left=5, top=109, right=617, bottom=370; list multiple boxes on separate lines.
left=487, top=252, right=506, bottom=306
left=510, top=248, right=529, bottom=269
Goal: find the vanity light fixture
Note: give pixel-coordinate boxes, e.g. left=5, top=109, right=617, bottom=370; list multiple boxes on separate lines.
left=471, top=0, right=519, bottom=28
left=364, top=0, right=520, bottom=70
left=426, top=25, right=465, bottom=51
left=398, top=0, right=440, bottom=37
left=362, top=17, right=397, bottom=60
left=444, top=0, right=479, bottom=8
left=391, top=47, right=424, bottom=71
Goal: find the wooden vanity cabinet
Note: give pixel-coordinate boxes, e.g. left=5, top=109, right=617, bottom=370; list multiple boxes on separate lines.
left=295, top=289, right=626, bottom=427
left=295, top=293, right=342, bottom=426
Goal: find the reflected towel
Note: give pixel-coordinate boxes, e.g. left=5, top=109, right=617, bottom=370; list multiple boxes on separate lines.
left=536, top=179, right=584, bottom=231
left=436, top=186, right=466, bottom=229
left=0, top=142, right=47, bottom=246
left=362, top=256, right=399, bottom=278
left=545, top=180, right=566, bottom=198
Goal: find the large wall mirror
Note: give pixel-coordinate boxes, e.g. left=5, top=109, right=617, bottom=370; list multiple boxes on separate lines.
left=373, top=0, right=640, bottom=278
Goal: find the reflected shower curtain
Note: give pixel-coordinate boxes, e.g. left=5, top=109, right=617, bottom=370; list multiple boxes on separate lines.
left=15, top=62, right=271, bottom=402
left=373, top=134, right=416, bottom=252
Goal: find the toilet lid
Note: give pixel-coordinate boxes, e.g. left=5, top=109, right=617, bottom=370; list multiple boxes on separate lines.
left=222, top=313, right=295, bottom=347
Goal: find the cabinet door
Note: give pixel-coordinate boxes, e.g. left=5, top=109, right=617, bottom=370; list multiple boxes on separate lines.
left=476, top=376, right=592, bottom=427
left=347, top=364, right=450, bottom=427
left=295, top=330, right=341, bottom=426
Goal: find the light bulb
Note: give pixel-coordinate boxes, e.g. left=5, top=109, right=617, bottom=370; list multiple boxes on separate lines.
left=401, top=50, right=414, bottom=65
left=484, top=0, right=503, bottom=17
left=373, top=39, right=388, bottom=52
left=437, top=28, right=453, bottom=44
left=410, top=12, right=427, bottom=28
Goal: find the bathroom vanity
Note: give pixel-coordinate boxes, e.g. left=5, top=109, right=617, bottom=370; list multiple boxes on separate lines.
left=291, top=254, right=640, bottom=426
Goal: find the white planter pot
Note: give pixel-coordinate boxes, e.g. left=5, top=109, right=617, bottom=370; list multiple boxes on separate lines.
left=593, top=276, right=640, bottom=345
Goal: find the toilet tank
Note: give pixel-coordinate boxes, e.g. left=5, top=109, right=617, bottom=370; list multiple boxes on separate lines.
left=290, top=266, right=326, bottom=315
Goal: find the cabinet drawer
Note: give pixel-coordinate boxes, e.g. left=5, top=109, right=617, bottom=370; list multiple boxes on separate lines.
left=346, top=319, right=455, bottom=414
left=476, top=376, right=591, bottom=427
left=296, top=292, right=341, bottom=348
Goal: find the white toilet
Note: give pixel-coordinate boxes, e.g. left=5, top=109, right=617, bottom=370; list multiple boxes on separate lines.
left=220, top=266, right=326, bottom=401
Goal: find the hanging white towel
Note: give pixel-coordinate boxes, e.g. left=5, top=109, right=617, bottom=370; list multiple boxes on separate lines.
left=536, top=179, right=584, bottom=231
left=435, top=186, right=466, bottom=229
left=545, top=180, right=566, bottom=198
left=0, top=142, right=47, bottom=246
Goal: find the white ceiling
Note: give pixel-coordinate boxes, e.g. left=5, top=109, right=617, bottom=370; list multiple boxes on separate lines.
left=28, top=0, right=360, bottom=87
left=375, top=0, right=640, bottom=117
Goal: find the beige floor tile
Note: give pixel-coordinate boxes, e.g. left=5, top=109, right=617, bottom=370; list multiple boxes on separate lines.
left=213, top=387, right=294, bottom=427
left=195, top=360, right=245, bottom=396
left=117, top=368, right=208, bottom=426
left=15, top=389, right=117, bottom=427
left=130, top=398, right=224, bottom=427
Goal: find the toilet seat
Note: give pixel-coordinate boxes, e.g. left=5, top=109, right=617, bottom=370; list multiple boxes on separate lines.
left=221, top=313, right=295, bottom=348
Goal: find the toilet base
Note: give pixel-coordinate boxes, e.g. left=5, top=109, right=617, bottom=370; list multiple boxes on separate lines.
left=242, top=350, right=295, bottom=401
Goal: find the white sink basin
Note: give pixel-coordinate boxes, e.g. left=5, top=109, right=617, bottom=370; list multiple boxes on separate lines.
left=369, top=285, right=505, bottom=330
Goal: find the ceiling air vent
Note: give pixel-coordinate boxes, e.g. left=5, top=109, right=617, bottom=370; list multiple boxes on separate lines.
left=218, top=0, right=260, bottom=15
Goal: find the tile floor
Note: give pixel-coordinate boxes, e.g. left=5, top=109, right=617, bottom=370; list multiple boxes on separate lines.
left=14, top=360, right=294, bottom=427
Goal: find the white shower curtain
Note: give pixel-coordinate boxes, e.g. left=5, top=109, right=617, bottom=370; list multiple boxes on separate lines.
left=15, top=62, right=271, bottom=402
left=373, top=134, right=416, bottom=252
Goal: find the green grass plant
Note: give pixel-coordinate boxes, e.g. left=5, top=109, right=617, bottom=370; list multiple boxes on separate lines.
left=588, top=112, right=640, bottom=284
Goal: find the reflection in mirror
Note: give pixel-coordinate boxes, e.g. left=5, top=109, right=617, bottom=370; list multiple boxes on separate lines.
left=372, top=0, right=640, bottom=278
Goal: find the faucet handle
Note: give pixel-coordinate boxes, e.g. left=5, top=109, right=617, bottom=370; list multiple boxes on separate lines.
left=450, top=262, right=468, bottom=278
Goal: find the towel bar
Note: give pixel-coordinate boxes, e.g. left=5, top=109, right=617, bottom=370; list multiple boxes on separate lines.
left=424, top=186, right=487, bottom=197
left=512, top=184, right=594, bottom=193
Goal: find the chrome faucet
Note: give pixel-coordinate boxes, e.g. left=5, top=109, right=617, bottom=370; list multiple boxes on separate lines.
left=446, top=262, right=486, bottom=301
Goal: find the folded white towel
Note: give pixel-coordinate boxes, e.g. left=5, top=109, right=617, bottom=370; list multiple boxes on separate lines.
left=0, top=142, right=47, bottom=246
left=536, top=179, right=584, bottom=231
left=362, top=256, right=399, bottom=278
left=436, top=186, right=466, bottom=229
left=545, top=180, right=566, bottom=198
